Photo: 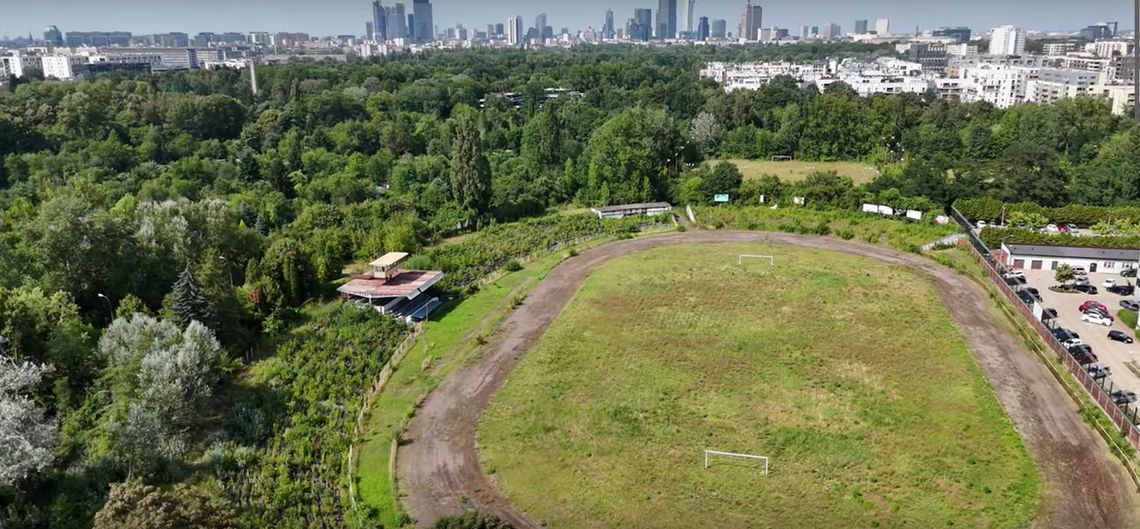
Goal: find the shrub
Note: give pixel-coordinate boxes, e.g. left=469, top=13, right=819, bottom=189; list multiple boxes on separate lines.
left=503, top=259, right=523, bottom=272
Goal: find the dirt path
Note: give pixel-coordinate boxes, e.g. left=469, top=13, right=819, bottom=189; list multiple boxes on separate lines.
left=396, top=231, right=1139, bottom=528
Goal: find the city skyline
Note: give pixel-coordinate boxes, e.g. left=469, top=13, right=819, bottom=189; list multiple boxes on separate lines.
left=1, top=0, right=1135, bottom=39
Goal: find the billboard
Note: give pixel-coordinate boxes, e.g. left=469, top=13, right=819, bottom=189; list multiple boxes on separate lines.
left=714, top=194, right=730, bottom=203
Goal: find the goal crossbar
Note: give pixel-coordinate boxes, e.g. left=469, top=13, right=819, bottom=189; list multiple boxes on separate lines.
left=738, top=254, right=775, bottom=266
left=703, top=450, right=770, bottom=474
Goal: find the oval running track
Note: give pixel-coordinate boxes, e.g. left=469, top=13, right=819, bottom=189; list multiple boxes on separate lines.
left=395, top=231, right=1139, bottom=529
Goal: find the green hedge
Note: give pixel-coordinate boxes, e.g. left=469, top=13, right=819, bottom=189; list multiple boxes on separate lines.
left=978, top=227, right=1140, bottom=249
left=956, top=197, right=1140, bottom=227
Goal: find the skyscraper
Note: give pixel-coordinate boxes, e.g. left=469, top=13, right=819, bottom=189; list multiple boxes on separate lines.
left=697, top=16, right=710, bottom=41
left=372, top=1, right=387, bottom=41
left=819, top=22, right=840, bottom=40
left=632, top=8, right=653, bottom=41
left=875, top=18, right=890, bottom=36
left=386, top=3, right=407, bottom=39
left=854, top=19, right=868, bottom=34
left=989, top=25, right=1026, bottom=55
left=711, top=19, right=727, bottom=39
left=43, top=25, right=63, bottom=46
left=407, top=14, right=415, bottom=40
left=656, top=0, right=677, bottom=39
left=413, top=0, right=433, bottom=42
left=800, top=25, right=810, bottom=39
left=507, top=15, right=523, bottom=45
left=535, top=13, right=548, bottom=41
left=681, top=0, right=696, bottom=33
left=739, top=0, right=762, bottom=41
left=604, top=10, right=615, bottom=39
left=495, top=23, right=504, bottom=36
left=365, top=21, right=374, bottom=40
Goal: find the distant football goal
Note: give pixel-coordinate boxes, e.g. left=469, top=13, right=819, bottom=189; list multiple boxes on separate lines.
left=770, top=155, right=794, bottom=162
left=703, top=450, right=770, bottom=474
left=738, top=254, right=775, bottom=266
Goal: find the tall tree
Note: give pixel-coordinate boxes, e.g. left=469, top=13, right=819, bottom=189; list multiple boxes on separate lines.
left=94, top=481, right=237, bottom=529
left=171, top=265, right=213, bottom=329
left=448, top=105, right=493, bottom=216
left=0, top=352, right=57, bottom=486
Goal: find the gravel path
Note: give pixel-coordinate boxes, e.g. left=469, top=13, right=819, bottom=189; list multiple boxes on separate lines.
left=396, top=231, right=1139, bottom=528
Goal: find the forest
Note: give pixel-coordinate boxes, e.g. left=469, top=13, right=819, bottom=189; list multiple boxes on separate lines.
left=2, top=43, right=1139, bottom=529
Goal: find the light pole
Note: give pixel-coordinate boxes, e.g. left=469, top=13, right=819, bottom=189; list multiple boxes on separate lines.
left=219, top=255, right=234, bottom=289
left=96, top=293, right=113, bottom=319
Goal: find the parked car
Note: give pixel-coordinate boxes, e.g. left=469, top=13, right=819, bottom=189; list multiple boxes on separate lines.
left=1122, top=300, right=1140, bottom=312
left=1045, top=224, right=1060, bottom=233
left=1123, top=268, right=1138, bottom=278
left=1067, top=224, right=1080, bottom=233
left=1084, top=307, right=1112, bottom=320
left=1104, top=278, right=1118, bottom=288
left=976, top=221, right=987, bottom=229
left=1082, top=312, right=1114, bottom=326
left=1109, top=330, right=1135, bottom=344
left=1073, top=284, right=1098, bottom=294
left=1025, top=287, right=1041, bottom=300
left=1108, top=285, right=1135, bottom=296
left=1086, top=363, right=1112, bottom=380
left=1068, top=343, right=1094, bottom=356
left=1005, top=270, right=1025, bottom=279
left=1112, top=389, right=1138, bottom=405
left=1005, top=275, right=1028, bottom=286
left=1053, top=328, right=1079, bottom=341
left=1073, top=267, right=1089, bottom=277
left=1081, top=300, right=1109, bottom=313
left=1072, top=350, right=1100, bottom=366
left=1042, top=308, right=1058, bottom=320
left=1017, top=291, right=1036, bottom=305
left=1061, top=338, right=1085, bottom=348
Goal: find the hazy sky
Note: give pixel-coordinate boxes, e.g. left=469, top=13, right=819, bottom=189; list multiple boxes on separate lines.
left=1, top=0, right=1134, bottom=38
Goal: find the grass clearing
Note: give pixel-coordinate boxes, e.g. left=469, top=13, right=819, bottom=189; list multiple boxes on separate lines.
left=720, top=159, right=881, bottom=184
left=479, top=243, right=1040, bottom=529
left=354, top=249, right=576, bottom=527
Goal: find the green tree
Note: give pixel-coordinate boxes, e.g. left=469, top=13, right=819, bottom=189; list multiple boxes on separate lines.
left=94, top=481, right=237, bottom=529
left=1055, top=264, right=1076, bottom=284
left=258, top=238, right=315, bottom=308
left=581, top=106, right=678, bottom=205
left=430, top=512, right=511, bottom=529
left=994, top=142, right=1070, bottom=207
left=448, top=105, right=493, bottom=216
left=171, top=265, right=214, bottom=329
left=700, top=161, right=744, bottom=200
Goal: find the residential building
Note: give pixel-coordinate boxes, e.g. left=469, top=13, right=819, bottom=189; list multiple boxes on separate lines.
left=657, top=0, right=677, bottom=39
left=1025, top=68, right=1099, bottom=105
left=932, top=26, right=971, bottom=43
left=854, top=20, right=868, bottom=34
left=100, top=48, right=216, bottom=70
left=247, top=32, right=271, bottom=45
left=819, top=23, right=840, bottom=41
left=875, top=18, right=890, bottom=36
left=43, top=25, right=63, bottom=46
left=945, top=43, right=979, bottom=56
left=989, top=25, right=1026, bottom=56
left=1043, top=42, right=1075, bottom=56
left=1089, top=83, right=1136, bottom=115
left=41, top=55, right=88, bottom=79
left=739, top=0, right=762, bottom=41
left=507, top=16, right=523, bottom=45
left=413, top=0, right=433, bottom=42
left=712, top=19, right=728, bottom=39
left=697, top=17, right=710, bottom=41
left=1095, top=40, right=1132, bottom=58
left=959, top=64, right=1036, bottom=108
left=906, top=42, right=948, bottom=71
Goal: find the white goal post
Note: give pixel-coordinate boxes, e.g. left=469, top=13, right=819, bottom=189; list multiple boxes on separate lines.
left=738, top=254, right=775, bottom=266
left=703, top=450, right=770, bottom=474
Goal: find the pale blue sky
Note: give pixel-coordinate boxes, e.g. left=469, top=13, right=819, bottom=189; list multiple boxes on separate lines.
left=1, top=0, right=1133, bottom=38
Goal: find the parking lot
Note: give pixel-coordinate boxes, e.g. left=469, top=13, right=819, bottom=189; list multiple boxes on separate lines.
left=1022, top=268, right=1140, bottom=398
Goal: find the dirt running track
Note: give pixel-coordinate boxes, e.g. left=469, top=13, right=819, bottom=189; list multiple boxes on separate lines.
left=396, top=231, right=1139, bottom=529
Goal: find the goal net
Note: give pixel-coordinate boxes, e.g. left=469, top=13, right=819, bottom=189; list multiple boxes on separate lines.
left=770, top=155, right=794, bottom=162
left=703, top=450, right=770, bottom=474
left=738, top=255, right=775, bottom=266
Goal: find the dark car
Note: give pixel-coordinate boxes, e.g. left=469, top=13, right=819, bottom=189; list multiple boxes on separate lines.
left=1087, top=363, right=1112, bottom=380
left=1017, top=291, right=1035, bottom=305
left=1124, top=268, right=1138, bottom=278
left=1112, top=389, right=1138, bottom=405
left=1109, top=285, right=1136, bottom=296
left=1025, top=287, right=1041, bottom=300
left=1042, top=308, right=1058, bottom=320
left=1053, top=328, right=1079, bottom=341
left=1005, top=275, right=1027, bottom=286
left=1068, top=344, right=1094, bottom=356
left=1123, top=300, right=1140, bottom=312
left=1072, top=350, right=1100, bottom=366
left=1073, top=284, right=1099, bottom=295
left=1109, top=330, right=1135, bottom=344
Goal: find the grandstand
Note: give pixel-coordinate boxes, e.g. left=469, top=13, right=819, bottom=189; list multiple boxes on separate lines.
left=337, top=252, right=444, bottom=322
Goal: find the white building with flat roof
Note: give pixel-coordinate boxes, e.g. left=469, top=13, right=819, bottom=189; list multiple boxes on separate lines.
left=959, top=64, right=1037, bottom=108
left=1025, top=68, right=1100, bottom=105
left=41, top=55, right=88, bottom=79
left=989, top=25, right=1026, bottom=56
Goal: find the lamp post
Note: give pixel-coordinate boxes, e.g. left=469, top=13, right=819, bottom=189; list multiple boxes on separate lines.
left=96, top=293, right=113, bottom=319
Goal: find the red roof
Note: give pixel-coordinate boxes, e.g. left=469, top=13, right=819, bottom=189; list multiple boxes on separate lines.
left=337, top=270, right=444, bottom=300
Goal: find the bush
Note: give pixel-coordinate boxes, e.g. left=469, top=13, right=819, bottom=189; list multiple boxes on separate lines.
left=431, top=512, right=511, bottom=529
left=503, top=259, right=523, bottom=272
left=837, top=229, right=855, bottom=240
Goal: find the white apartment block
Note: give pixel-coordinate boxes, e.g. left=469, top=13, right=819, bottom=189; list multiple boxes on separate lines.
left=945, top=43, right=978, bottom=56
left=875, top=18, right=890, bottom=36
left=41, top=55, right=88, bottom=80
left=1025, top=68, right=1099, bottom=105
left=1043, top=42, right=1075, bottom=56
left=958, top=64, right=1036, bottom=108
left=989, top=25, right=1026, bottom=56
left=1094, top=40, right=1132, bottom=58
left=1088, top=84, right=1136, bottom=115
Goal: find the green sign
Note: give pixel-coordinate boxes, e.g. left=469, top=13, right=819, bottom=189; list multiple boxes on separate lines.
left=714, top=194, right=730, bottom=203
